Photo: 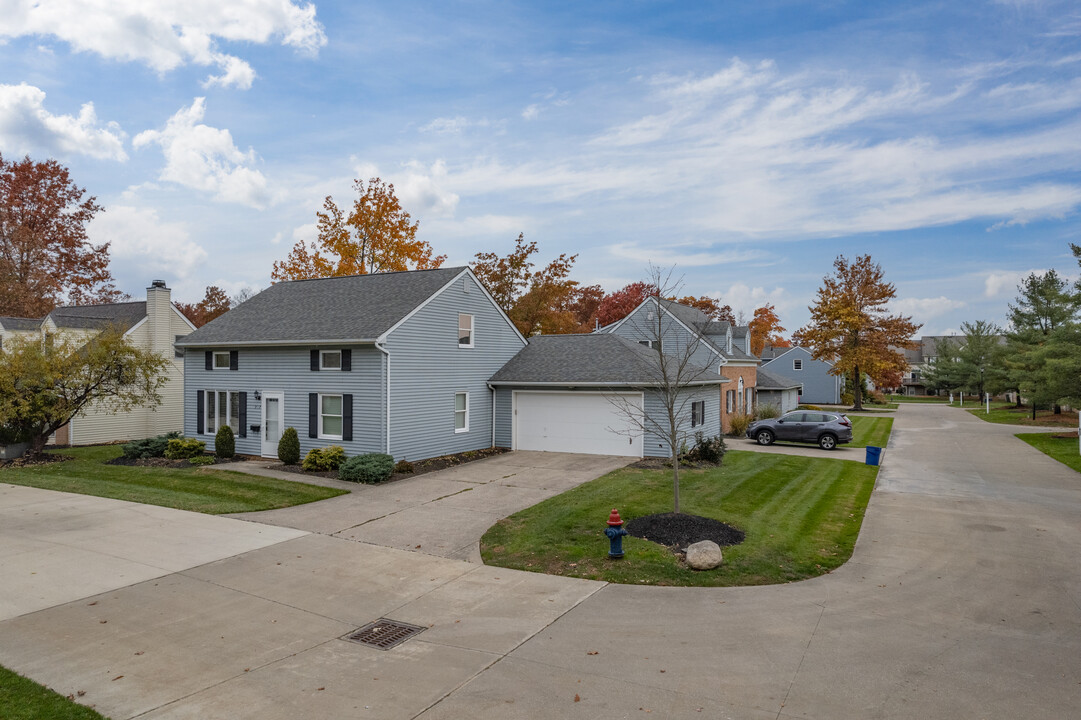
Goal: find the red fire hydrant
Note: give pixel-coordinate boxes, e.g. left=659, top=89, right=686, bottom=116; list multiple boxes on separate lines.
left=605, top=508, right=628, bottom=558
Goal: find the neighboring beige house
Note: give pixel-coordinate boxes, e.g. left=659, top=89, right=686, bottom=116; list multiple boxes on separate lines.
left=0, top=316, right=43, bottom=351
left=42, top=281, right=196, bottom=445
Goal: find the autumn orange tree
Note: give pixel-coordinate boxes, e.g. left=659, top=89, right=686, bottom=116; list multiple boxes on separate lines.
left=271, top=177, right=445, bottom=282
left=748, top=304, right=790, bottom=356
left=794, top=255, right=920, bottom=410
left=176, top=286, right=233, bottom=328
left=0, top=154, right=122, bottom=317
left=592, top=283, right=733, bottom=328
left=472, top=233, right=600, bottom=335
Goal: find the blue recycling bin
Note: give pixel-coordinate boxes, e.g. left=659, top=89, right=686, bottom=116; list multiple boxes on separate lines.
left=865, top=446, right=882, bottom=466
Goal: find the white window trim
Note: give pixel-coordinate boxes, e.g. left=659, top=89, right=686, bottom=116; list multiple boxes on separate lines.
left=204, top=390, right=239, bottom=434
left=454, top=391, right=469, bottom=433
left=212, top=351, right=231, bottom=370
left=458, top=313, right=474, bottom=348
left=793, top=359, right=803, bottom=371
left=320, top=349, right=342, bottom=370
left=318, top=393, right=344, bottom=441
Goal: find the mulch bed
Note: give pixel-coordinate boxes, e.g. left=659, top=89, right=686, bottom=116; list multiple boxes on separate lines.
left=105, top=456, right=247, bottom=469
left=628, top=457, right=721, bottom=471
left=271, top=446, right=510, bottom=481
left=1052, top=431, right=1079, bottom=439
left=0, top=453, right=74, bottom=469
left=626, top=512, right=745, bottom=551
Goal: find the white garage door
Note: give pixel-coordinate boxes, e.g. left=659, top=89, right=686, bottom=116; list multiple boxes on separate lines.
left=513, top=391, right=644, bottom=457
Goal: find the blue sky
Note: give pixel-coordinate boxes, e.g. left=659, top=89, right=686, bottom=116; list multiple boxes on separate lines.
left=2, top=0, right=1079, bottom=336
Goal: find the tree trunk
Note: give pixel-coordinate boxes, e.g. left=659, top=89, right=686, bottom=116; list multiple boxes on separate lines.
left=853, top=365, right=864, bottom=411
left=1014, top=390, right=1023, bottom=408
left=27, top=433, right=49, bottom=459
left=1032, top=402, right=1037, bottom=421
left=1054, top=404, right=1062, bottom=415
left=671, top=445, right=681, bottom=514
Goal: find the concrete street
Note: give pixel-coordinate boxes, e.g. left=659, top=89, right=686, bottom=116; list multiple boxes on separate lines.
left=1, top=404, right=1079, bottom=718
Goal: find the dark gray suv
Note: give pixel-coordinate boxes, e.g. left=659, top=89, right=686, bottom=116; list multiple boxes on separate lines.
left=745, top=410, right=853, bottom=450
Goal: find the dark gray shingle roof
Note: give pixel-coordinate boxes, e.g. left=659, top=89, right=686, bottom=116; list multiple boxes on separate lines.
left=177, top=267, right=467, bottom=346
left=0, top=316, right=42, bottom=331
left=757, top=366, right=801, bottom=390
left=490, top=333, right=726, bottom=386
left=47, top=302, right=147, bottom=331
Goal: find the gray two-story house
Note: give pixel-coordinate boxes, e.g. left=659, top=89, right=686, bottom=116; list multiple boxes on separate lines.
left=175, top=267, right=527, bottom=460
left=760, top=346, right=842, bottom=405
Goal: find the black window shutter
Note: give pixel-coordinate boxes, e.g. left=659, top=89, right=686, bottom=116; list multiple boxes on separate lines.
left=196, top=391, right=205, bottom=434
left=310, top=350, right=320, bottom=371
left=341, top=349, right=351, bottom=371
left=205, top=351, right=212, bottom=371
left=308, top=393, right=318, bottom=438
left=238, top=392, right=247, bottom=438
left=229, top=350, right=238, bottom=371
left=342, top=394, right=353, bottom=441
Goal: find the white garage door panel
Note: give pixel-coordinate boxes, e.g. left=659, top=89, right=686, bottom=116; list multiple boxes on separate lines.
left=514, top=392, right=643, bottom=457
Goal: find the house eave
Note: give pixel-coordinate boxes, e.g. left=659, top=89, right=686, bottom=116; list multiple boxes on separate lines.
left=174, top=338, right=380, bottom=349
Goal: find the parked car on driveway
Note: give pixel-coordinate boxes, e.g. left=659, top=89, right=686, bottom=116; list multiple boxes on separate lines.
left=746, top=410, right=853, bottom=450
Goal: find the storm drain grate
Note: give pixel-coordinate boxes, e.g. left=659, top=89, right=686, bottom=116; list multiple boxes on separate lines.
left=343, top=619, right=426, bottom=650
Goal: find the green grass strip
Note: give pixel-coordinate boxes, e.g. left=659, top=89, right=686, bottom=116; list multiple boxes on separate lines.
left=1016, top=432, right=1081, bottom=473
left=848, top=416, right=893, bottom=448
left=0, top=446, right=346, bottom=514
left=481, top=450, right=878, bottom=587
left=0, top=664, right=109, bottom=720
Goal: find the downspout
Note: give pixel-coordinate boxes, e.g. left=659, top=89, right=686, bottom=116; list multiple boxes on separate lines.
left=487, top=382, right=496, bottom=448
left=376, top=342, right=391, bottom=455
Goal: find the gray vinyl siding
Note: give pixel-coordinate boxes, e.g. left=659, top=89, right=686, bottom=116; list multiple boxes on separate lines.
left=183, top=345, right=385, bottom=457
left=762, top=347, right=841, bottom=405
left=757, top=387, right=800, bottom=414
left=384, top=273, right=525, bottom=461
left=494, top=384, right=721, bottom=458
left=608, top=302, right=722, bottom=377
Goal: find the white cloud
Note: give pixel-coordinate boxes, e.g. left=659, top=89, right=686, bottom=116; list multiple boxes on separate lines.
left=521, top=104, right=540, bottom=120
left=133, top=98, right=270, bottom=207
left=608, top=242, right=765, bottom=267
left=292, top=222, right=318, bottom=241
left=89, top=205, right=207, bottom=280
left=0, top=83, right=126, bottom=160
left=713, top=282, right=793, bottom=319
left=394, top=160, right=459, bottom=217
left=984, top=269, right=1047, bottom=297
left=892, top=296, right=967, bottom=319
left=0, top=1, right=326, bottom=89
left=419, top=116, right=490, bottom=134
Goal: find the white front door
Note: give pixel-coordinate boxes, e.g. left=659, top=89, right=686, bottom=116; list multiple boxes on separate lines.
left=261, top=392, right=284, bottom=458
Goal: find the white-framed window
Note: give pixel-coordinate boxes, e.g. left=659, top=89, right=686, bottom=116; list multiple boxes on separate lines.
left=454, top=392, right=469, bottom=432
left=458, top=313, right=474, bottom=347
left=319, top=394, right=343, bottom=439
left=213, top=351, right=231, bottom=370
left=204, top=390, right=239, bottom=434
left=746, top=388, right=754, bottom=413
left=726, top=390, right=735, bottom=413
left=638, top=339, right=662, bottom=351
left=793, top=359, right=803, bottom=371
left=691, top=400, right=705, bottom=427
left=320, top=350, right=341, bottom=370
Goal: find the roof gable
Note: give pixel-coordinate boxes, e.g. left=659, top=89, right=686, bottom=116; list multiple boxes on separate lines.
left=46, top=302, right=147, bottom=331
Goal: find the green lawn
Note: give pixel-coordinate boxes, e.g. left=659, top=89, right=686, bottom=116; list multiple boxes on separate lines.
left=889, top=394, right=948, bottom=403
left=849, top=416, right=893, bottom=448
left=481, top=451, right=878, bottom=587
left=0, top=664, right=108, bottom=720
left=963, top=403, right=1077, bottom=428
left=1016, top=432, right=1081, bottom=473
left=0, top=446, right=346, bottom=514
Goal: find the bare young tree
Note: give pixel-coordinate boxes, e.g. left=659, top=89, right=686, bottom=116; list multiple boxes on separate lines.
left=604, top=265, right=722, bottom=514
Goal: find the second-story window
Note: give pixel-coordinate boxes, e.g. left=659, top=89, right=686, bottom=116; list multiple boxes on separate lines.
left=320, top=350, right=341, bottom=370
left=459, top=313, right=474, bottom=347
left=213, top=351, right=230, bottom=369
left=793, top=359, right=803, bottom=371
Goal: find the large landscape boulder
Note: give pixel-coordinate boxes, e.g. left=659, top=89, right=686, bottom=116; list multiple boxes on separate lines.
left=685, top=540, right=723, bottom=570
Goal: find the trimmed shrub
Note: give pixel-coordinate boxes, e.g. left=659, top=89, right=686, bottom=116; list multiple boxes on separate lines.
left=339, top=453, right=395, bottom=483
left=214, top=425, right=235, bottom=459
left=122, top=431, right=182, bottom=459
left=869, top=389, right=887, bottom=404
left=393, top=459, right=415, bottom=474
left=727, top=412, right=753, bottom=437
left=165, top=438, right=206, bottom=459
left=799, top=404, right=823, bottom=411
left=302, top=445, right=346, bottom=472
left=755, top=403, right=781, bottom=420
left=687, top=432, right=727, bottom=465
left=840, top=391, right=854, bottom=405
left=187, top=455, right=216, bottom=466
left=278, top=427, right=300, bottom=465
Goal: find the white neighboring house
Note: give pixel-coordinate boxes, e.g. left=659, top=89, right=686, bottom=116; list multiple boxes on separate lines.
left=42, top=281, right=197, bottom=446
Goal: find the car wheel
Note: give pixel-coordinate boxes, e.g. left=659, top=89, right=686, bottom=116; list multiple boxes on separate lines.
left=756, top=429, right=774, bottom=446
left=818, top=433, right=837, bottom=450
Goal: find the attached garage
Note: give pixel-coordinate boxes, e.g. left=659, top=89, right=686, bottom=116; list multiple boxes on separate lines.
left=513, top=391, right=643, bottom=457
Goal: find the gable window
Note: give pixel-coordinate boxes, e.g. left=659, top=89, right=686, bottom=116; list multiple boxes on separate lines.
left=454, top=392, right=469, bottom=432
left=458, top=313, right=474, bottom=347
left=213, top=351, right=230, bottom=369
left=319, top=394, right=343, bottom=439
left=638, top=339, right=662, bottom=351
left=320, top=350, right=341, bottom=370
left=793, top=359, right=803, bottom=371
left=204, top=390, right=240, bottom=434
left=691, top=400, right=705, bottom=427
